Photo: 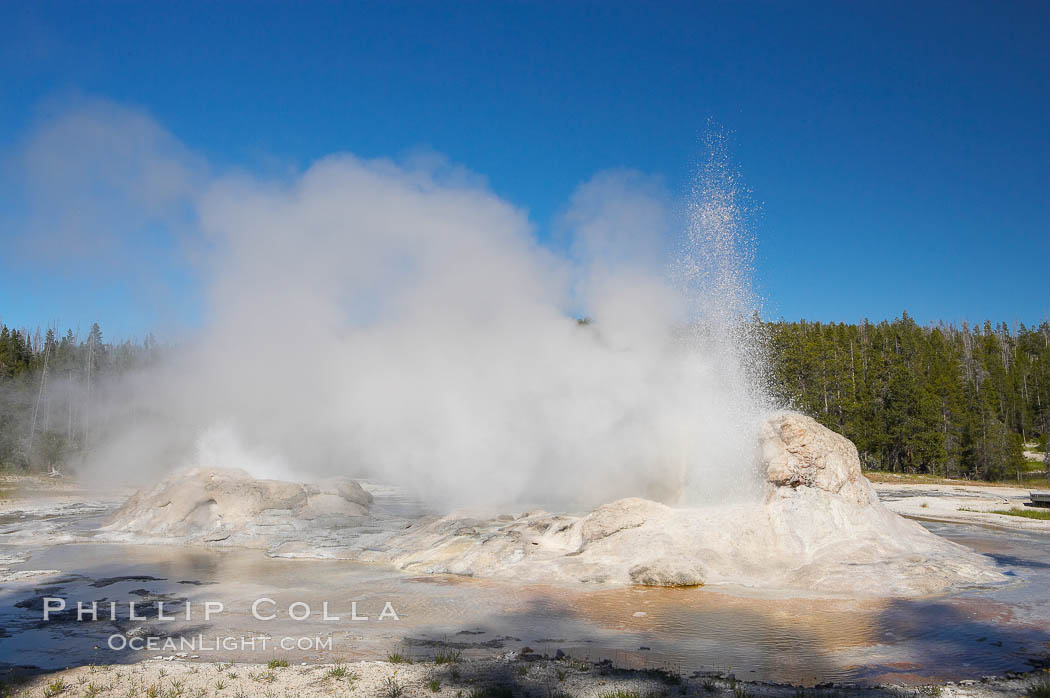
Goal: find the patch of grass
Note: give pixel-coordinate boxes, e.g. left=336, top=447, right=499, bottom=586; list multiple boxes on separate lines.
left=597, top=691, right=642, bottom=698
left=864, top=471, right=1048, bottom=487
left=387, top=652, right=410, bottom=664
left=560, top=656, right=591, bottom=672
left=43, top=678, right=67, bottom=697
left=466, top=687, right=515, bottom=698
left=325, top=665, right=349, bottom=679
left=255, top=670, right=277, bottom=683
left=992, top=507, right=1050, bottom=520
left=384, top=676, right=404, bottom=698
left=641, top=667, right=681, bottom=685
left=434, top=648, right=462, bottom=664
left=1027, top=676, right=1050, bottom=698
left=267, top=658, right=289, bottom=669
left=427, top=678, right=442, bottom=692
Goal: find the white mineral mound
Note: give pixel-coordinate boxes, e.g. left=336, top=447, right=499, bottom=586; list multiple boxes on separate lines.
left=102, top=468, right=372, bottom=546
left=359, top=412, right=1007, bottom=596
left=104, top=413, right=1007, bottom=596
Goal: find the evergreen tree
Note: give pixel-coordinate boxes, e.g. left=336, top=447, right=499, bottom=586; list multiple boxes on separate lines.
left=767, top=314, right=1043, bottom=480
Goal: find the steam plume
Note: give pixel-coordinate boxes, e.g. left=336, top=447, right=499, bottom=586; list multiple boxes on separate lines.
left=6, top=101, right=770, bottom=511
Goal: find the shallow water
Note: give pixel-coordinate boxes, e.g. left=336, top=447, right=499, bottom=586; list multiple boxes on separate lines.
left=1, top=496, right=1049, bottom=685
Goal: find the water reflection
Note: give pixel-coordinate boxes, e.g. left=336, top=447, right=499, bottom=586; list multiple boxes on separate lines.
left=1, top=521, right=1048, bottom=686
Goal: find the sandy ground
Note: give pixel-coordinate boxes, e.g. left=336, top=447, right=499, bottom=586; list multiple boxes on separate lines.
left=872, top=479, right=1050, bottom=531
left=0, top=474, right=131, bottom=516
left=2, top=657, right=1049, bottom=698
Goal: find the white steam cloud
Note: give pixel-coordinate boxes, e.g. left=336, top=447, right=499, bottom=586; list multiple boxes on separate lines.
left=5, top=100, right=770, bottom=511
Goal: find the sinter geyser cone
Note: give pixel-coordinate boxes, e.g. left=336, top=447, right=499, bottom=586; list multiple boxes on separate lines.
left=106, top=413, right=1006, bottom=597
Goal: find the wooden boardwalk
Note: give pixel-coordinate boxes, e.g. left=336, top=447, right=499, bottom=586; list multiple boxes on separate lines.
left=1026, top=491, right=1050, bottom=508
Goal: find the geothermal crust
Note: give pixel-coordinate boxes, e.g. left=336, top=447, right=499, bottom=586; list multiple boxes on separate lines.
left=104, top=413, right=1007, bottom=596
left=354, top=412, right=1007, bottom=595
left=102, top=468, right=373, bottom=547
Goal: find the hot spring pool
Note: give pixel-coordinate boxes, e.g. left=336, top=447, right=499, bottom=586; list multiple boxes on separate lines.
left=1, top=496, right=1049, bottom=686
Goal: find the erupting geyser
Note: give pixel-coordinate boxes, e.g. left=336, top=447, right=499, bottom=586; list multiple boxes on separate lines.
left=105, top=412, right=1007, bottom=596
left=85, top=120, right=1004, bottom=597
left=354, top=411, right=1006, bottom=595
left=86, top=126, right=773, bottom=512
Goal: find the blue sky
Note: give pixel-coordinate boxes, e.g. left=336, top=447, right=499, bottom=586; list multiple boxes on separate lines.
left=1, top=1, right=1048, bottom=339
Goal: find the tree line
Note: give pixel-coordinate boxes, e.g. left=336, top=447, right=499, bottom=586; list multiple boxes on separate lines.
left=2, top=313, right=1048, bottom=480
left=0, top=321, right=158, bottom=470
left=767, top=313, right=1050, bottom=481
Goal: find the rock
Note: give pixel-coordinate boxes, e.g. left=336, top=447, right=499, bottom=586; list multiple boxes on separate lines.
left=104, top=412, right=1009, bottom=597
left=302, top=493, right=367, bottom=518
left=0, top=569, right=62, bottom=583
left=759, top=411, right=875, bottom=504
left=581, top=498, right=661, bottom=542
left=103, top=468, right=372, bottom=547
left=314, top=477, right=373, bottom=508
left=628, top=561, right=705, bottom=587
left=360, top=411, right=1008, bottom=596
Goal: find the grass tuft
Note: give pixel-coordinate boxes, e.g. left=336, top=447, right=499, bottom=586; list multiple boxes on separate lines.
left=433, top=648, right=462, bottom=664
left=43, top=678, right=67, bottom=697
left=466, top=687, right=515, bottom=698
left=992, top=507, right=1050, bottom=520
left=1028, top=676, right=1050, bottom=698
left=383, top=676, right=404, bottom=698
